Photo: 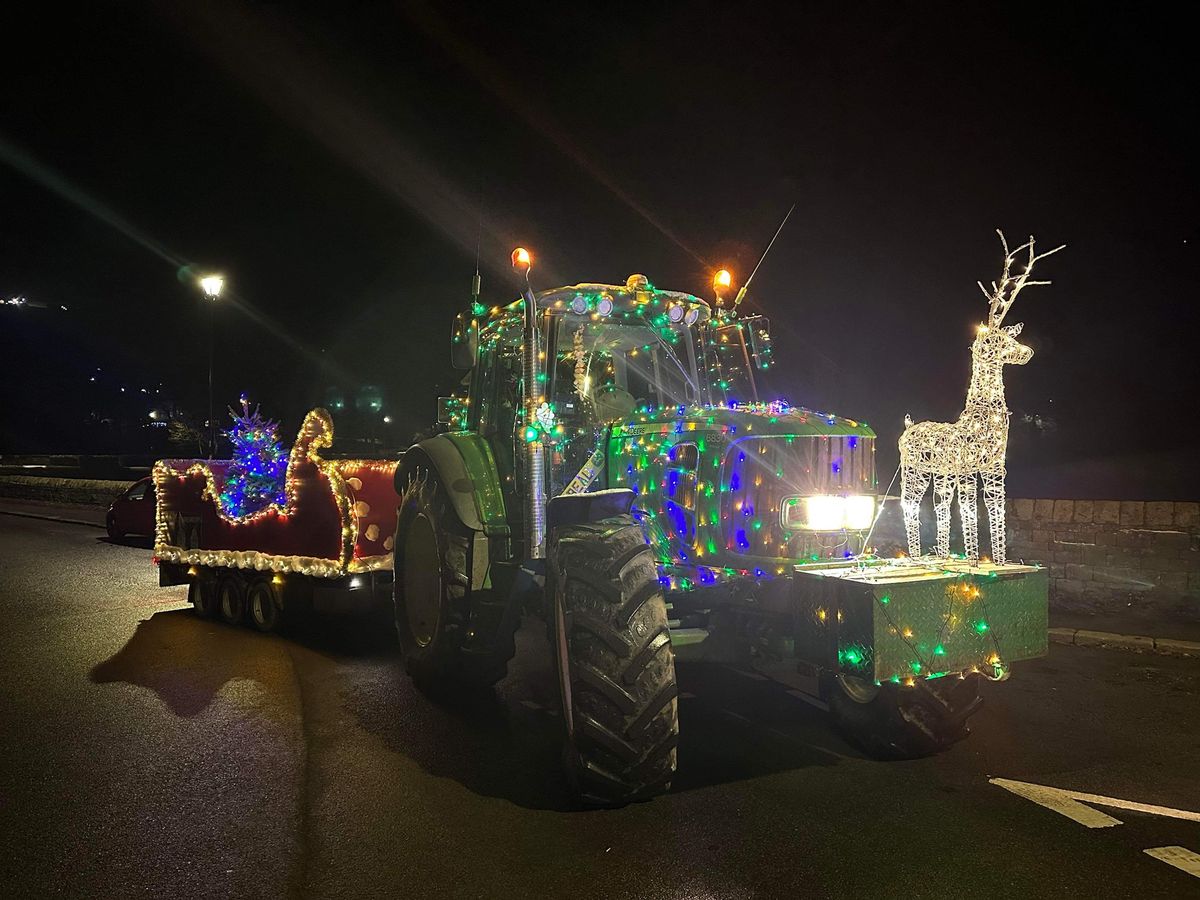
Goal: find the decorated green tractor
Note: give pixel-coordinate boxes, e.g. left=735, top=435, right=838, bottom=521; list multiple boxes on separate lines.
left=391, top=250, right=1047, bottom=806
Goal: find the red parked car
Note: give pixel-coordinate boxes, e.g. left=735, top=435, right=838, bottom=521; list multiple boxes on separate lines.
left=106, top=477, right=156, bottom=539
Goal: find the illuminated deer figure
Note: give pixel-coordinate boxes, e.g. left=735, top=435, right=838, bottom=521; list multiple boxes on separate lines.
left=900, top=232, right=1064, bottom=564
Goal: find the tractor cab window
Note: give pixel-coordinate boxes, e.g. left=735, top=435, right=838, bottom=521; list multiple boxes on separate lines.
left=701, top=318, right=771, bottom=405
left=545, top=317, right=700, bottom=496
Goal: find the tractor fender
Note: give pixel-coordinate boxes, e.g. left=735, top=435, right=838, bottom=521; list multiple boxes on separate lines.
left=394, top=433, right=510, bottom=539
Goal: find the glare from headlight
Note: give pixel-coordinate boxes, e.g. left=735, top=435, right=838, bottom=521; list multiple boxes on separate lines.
left=781, top=495, right=876, bottom=531
left=804, top=496, right=846, bottom=531
left=844, top=495, right=876, bottom=530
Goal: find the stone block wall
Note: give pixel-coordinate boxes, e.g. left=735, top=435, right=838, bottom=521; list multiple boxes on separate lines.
left=1008, top=499, right=1200, bottom=620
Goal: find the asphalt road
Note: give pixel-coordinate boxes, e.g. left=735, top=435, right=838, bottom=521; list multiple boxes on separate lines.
left=2, top=513, right=1198, bottom=899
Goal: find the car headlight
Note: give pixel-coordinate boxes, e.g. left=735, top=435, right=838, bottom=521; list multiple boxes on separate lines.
left=781, top=495, right=875, bottom=531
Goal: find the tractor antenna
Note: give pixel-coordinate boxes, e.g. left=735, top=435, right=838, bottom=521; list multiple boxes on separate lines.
left=470, top=203, right=483, bottom=314
left=734, top=202, right=795, bottom=307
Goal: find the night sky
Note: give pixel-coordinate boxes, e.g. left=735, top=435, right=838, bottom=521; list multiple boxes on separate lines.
left=2, top=2, right=1196, bottom=498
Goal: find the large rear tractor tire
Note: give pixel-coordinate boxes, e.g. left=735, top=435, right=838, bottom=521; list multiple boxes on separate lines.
left=393, top=472, right=515, bottom=691
left=547, top=516, right=679, bottom=806
left=827, top=672, right=982, bottom=759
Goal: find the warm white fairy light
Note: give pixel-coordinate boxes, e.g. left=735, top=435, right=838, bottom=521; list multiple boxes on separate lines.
left=900, top=231, right=1064, bottom=564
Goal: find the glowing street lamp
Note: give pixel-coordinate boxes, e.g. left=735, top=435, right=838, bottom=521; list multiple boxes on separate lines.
left=199, top=274, right=224, bottom=456
left=200, top=275, right=224, bottom=299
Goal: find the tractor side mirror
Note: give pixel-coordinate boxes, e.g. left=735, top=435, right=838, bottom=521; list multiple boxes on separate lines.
left=450, top=311, right=479, bottom=370
left=436, top=397, right=454, bottom=425
left=744, top=315, right=773, bottom=371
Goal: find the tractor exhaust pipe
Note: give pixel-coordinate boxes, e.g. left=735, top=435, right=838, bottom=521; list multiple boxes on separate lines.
left=513, top=248, right=547, bottom=559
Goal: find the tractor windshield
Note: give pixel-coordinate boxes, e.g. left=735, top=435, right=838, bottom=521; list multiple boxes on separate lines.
left=550, top=318, right=701, bottom=417
left=545, top=317, right=701, bottom=496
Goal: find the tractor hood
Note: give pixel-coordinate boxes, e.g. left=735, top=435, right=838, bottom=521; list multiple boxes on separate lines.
left=612, top=401, right=875, bottom=441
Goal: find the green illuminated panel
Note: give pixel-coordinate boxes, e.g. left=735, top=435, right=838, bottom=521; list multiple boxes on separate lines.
left=792, top=562, right=1048, bottom=683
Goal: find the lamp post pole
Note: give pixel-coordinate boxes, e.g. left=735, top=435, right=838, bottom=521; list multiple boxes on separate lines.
left=200, top=275, right=224, bottom=458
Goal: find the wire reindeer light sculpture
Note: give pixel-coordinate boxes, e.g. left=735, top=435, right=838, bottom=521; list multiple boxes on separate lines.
left=900, top=231, right=1064, bottom=564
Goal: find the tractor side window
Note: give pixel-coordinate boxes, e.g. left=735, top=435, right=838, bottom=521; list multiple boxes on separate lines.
left=474, top=348, right=520, bottom=439
left=702, top=322, right=759, bottom=405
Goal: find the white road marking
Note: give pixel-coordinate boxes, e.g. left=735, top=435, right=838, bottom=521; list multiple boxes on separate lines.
left=1144, top=846, right=1200, bottom=880
left=990, top=778, right=1200, bottom=829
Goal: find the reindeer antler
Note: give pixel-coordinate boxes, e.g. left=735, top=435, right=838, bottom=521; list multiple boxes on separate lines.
left=977, top=229, right=1065, bottom=326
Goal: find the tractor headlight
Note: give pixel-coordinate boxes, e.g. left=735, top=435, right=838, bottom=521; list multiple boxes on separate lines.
left=782, top=495, right=875, bottom=531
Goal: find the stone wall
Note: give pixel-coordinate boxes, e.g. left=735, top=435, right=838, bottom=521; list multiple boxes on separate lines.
left=1008, top=499, right=1200, bottom=620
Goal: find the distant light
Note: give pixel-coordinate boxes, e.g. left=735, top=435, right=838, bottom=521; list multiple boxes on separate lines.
left=349, top=577, right=362, bottom=589
left=382, top=415, right=392, bottom=424
left=60, top=305, right=68, bottom=311
left=199, top=275, right=224, bottom=298
left=148, top=410, right=159, bottom=420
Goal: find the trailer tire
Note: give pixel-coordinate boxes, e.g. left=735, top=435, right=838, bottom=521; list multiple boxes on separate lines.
left=189, top=579, right=217, bottom=618
left=547, top=515, right=679, bottom=807
left=217, top=574, right=246, bottom=626
left=827, top=672, right=982, bottom=759
left=246, top=578, right=283, bottom=633
left=393, top=472, right=513, bottom=690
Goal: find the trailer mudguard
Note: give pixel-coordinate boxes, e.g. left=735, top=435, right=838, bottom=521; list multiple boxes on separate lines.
left=395, top=432, right=510, bottom=539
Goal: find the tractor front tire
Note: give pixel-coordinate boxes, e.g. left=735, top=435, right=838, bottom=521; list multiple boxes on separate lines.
left=393, top=473, right=513, bottom=690
left=547, top=516, right=679, bottom=806
left=827, top=672, right=982, bottom=759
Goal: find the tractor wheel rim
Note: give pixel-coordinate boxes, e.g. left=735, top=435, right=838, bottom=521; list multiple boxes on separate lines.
left=838, top=673, right=880, bottom=704
left=403, top=514, right=440, bottom=647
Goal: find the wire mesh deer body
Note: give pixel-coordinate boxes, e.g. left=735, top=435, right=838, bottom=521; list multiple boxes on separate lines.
left=900, top=232, right=1064, bottom=564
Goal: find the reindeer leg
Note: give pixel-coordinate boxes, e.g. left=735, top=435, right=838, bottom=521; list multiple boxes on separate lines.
left=933, top=473, right=953, bottom=558
left=982, top=470, right=1007, bottom=564
left=901, top=467, right=929, bottom=558
left=957, top=473, right=979, bottom=562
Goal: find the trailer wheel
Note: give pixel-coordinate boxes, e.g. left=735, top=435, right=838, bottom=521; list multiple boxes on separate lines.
left=393, top=473, right=514, bottom=689
left=246, top=578, right=283, bottom=633
left=827, top=672, right=982, bottom=759
left=217, top=574, right=246, bottom=625
left=189, top=579, right=217, bottom=618
left=547, top=515, right=679, bottom=806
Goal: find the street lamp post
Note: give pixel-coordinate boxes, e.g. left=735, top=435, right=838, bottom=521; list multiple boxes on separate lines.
left=199, top=275, right=224, bottom=457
